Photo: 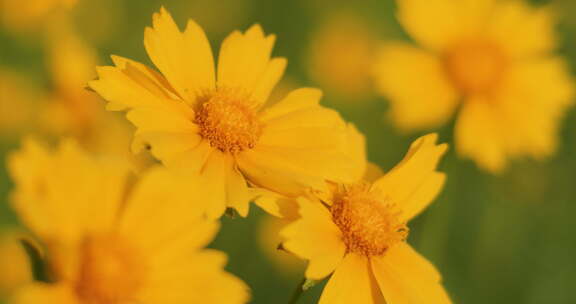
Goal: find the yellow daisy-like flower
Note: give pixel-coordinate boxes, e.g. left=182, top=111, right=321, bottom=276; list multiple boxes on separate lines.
left=7, top=139, right=249, bottom=304
left=90, top=7, right=357, bottom=218
left=282, top=134, right=451, bottom=303
left=374, top=0, right=574, bottom=172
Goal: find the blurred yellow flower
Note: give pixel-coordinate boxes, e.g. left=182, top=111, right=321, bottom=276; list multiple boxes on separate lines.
left=40, top=19, right=136, bottom=160
left=308, top=13, right=378, bottom=101
left=0, top=230, right=33, bottom=298
left=282, top=134, right=450, bottom=303
left=374, top=0, right=574, bottom=172
left=90, top=7, right=359, bottom=219
left=0, top=0, right=76, bottom=32
left=0, top=71, right=40, bottom=139
left=7, top=139, right=249, bottom=304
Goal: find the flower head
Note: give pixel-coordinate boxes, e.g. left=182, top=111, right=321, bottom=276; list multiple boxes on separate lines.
left=90, top=7, right=359, bottom=218
left=374, top=0, right=574, bottom=172
left=7, top=139, right=249, bottom=304
left=282, top=134, right=451, bottom=303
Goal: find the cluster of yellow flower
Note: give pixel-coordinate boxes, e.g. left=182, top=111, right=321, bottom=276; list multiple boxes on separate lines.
left=2, top=0, right=573, bottom=303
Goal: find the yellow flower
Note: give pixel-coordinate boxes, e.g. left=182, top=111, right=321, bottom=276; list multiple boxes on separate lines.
left=90, top=7, right=358, bottom=219
left=7, top=139, right=249, bottom=304
left=374, top=0, right=574, bottom=172
left=308, top=13, right=378, bottom=101
left=282, top=134, right=451, bottom=303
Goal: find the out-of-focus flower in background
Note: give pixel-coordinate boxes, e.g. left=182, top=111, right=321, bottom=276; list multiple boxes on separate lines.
left=0, top=71, right=41, bottom=140
left=8, top=139, right=249, bottom=304
left=0, top=16, right=148, bottom=170
left=39, top=18, right=136, bottom=160
left=374, top=0, right=575, bottom=173
left=0, top=0, right=77, bottom=33
left=0, top=230, right=33, bottom=298
left=307, top=13, right=379, bottom=102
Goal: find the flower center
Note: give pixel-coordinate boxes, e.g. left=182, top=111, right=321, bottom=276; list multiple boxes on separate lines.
left=444, top=38, right=508, bottom=96
left=75, top=234, right=146, bottom=304
left=195, top=89, right=262, bottom=154
left=331, top=184, right=408, bottom=256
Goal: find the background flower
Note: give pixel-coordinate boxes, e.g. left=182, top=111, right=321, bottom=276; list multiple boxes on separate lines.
left=7, top=139, right=249, bottom=304
left=373, top=0, right=575, bottom=173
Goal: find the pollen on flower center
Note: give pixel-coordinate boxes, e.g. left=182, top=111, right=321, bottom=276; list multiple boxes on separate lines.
left=444, top=38, right=508, bottom=96
left=331, top=184, right=408, bottom=256
left=195, top=89, right=262, bottom=154
left=75, top=234, right=146, bottom=304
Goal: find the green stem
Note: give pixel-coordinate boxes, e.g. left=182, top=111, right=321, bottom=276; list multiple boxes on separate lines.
left=288, top=278, right=307, bottom=304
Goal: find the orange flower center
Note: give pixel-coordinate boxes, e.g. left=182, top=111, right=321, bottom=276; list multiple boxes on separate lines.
left=444, top=38, right=508, bottom=96
left=331, top=184, right=408, bottom=256
left=195, top=89, right=262, bottom=154
left=75, top=234, right=146, bottom=304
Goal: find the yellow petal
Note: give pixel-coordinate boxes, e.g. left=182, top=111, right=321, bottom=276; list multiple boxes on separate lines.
left=281, top=197, right=346, bottom=280
left=397, top=0, right=495, bottom=51
left=153, top=139, right=212, bottom=174
left=237, top=147, right=330, bottom=197
left=253, top=192, right=299, bottom=219
left=111, top=55, right=180, bottom=100
left=8, top=139, right=130, bottom=244
left=224, top=163, right=254, bottom=217
left=319, top=253, right=381, bottom=304
left=126, top=103, right=195, bottom=133
left=455, top=100, right=506, bottom=173
left=487, top=2, right=557, bottom=57
left=90, top=55, right=182, bottom=112
left=217, top=24, right=280, bottom=105
left=119, top=167, right=220, bottom=254
left=371, top=243, right=451, bottom=304
left=258, top=88, right=323, bottom=122
left=244, top=88, right=356, bottom=194
left=496, top=57, right=574, bottom=158
left=372, top=134, right=447, bottom=222
left=133, top=131, right=195, bottom=164
left=144, top=7, right=215, bottom=103
left=251, top=57, right=287, bottom=105
left=142, top=250, right=250, bottom=304
left=198, top=151, right=228, bottom=219
left=10, top=283, right=78, bottom=304
left=373, top=43, right=458, bottom=131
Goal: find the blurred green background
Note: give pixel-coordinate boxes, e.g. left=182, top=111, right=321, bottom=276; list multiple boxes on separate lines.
left=1, top=0, right=575, bottom=303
